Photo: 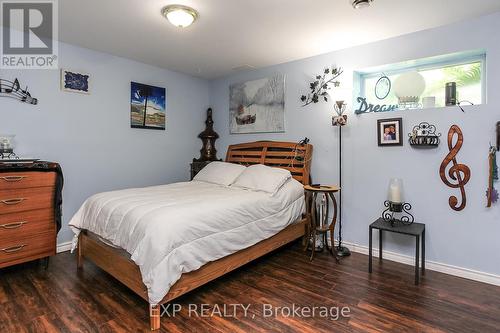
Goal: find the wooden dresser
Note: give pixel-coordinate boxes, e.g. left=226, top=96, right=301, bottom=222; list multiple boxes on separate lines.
left=0, top=162, right=61, bottom=269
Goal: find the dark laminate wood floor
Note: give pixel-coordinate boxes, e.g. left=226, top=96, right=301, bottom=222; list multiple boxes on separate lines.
left=1, top=242, right=500, bottom=333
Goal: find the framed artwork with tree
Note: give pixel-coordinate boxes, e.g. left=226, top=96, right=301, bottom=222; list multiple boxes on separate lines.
left=130, top=82, right=166, bottom=130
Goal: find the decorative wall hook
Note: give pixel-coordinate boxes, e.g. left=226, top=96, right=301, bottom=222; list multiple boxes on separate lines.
left=496, top=121, right=500, bottom=151
left=0, top=78, right=38, bottom=105
left=439, top=125, right=471, bottom=211
left=486, top=145, right=498, bottom=207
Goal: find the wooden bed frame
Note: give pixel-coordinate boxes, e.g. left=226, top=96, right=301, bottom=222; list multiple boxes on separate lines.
left=76, top=141, right=313, bottom=330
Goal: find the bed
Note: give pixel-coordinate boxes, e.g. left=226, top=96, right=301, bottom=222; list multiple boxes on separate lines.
left=71, top=141, right=313, bottom=330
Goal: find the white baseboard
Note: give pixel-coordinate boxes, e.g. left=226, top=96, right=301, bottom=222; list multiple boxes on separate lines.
left=337, top=240, right=500, bottom=287
left=57, top=241, right=72, bottom=253
left=55, top=238, right=500, bottom=287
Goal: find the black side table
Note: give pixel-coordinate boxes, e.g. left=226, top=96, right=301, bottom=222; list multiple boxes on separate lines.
left=369, top=218, right=425, bottom=285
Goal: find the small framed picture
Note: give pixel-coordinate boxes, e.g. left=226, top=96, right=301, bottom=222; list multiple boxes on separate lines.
left=60, top=69, right=90, bottom=94
left=377, top=118, right=403, bottom=146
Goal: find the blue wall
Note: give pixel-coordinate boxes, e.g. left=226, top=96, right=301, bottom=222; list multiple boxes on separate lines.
left=1, top=42, right=210, bottom=244
left=209, top=13, right=500, bottom=276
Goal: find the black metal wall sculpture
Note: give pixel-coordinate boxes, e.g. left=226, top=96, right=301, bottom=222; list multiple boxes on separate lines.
left=0, top=78, right=38, bottom=105
left=300, top=67, right=343, bottom=107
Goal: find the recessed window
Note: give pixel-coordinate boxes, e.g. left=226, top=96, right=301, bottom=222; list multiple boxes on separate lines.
left=354, top=50, right=486, bottom=113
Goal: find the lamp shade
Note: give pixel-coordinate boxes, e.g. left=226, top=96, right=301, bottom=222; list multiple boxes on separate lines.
left=393, top=71, right=426, bottom=99
left=387, top=178, right=404, bottom=203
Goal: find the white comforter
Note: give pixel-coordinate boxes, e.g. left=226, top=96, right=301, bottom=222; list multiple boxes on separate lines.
left=69, top=179, right=304, bottom=304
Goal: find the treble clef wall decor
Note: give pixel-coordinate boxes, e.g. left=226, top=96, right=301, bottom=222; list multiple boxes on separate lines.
left=439, top=125, right=471, bottom=211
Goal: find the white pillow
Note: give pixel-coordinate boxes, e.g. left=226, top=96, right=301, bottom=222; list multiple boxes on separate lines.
left=232, top=164, right=292, bottom=194
left=193, top=161, right=246, bottom=186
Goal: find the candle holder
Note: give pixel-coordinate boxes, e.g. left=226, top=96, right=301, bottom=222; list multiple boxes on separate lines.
left=382, top=201, right=414, bottom=226
left=383, top=178, right=414, bottom=226
left=0, top=148, right=18, bottom=160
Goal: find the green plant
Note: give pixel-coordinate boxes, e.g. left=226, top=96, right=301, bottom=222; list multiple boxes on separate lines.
left=443, top=62, right=481, bottom=87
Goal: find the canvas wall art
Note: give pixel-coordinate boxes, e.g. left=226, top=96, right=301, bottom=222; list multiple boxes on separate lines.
left=130, top=82, right=166, bottom=130
left=229, top=73, right=285, bottom=134
left=61, top=69, right=90, bottom=94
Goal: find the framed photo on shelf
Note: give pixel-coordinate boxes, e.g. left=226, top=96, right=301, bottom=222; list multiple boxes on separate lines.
left=377, top=118, right=403, bottom=146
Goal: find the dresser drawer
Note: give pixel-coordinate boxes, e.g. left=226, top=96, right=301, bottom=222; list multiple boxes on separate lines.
left=0, top=209, right=54, bottom=242
left=0, top=187, right=54, bottom=215
left=0, top=172, right=56, bottom=190
left=0, top=231, right=55, bottom=266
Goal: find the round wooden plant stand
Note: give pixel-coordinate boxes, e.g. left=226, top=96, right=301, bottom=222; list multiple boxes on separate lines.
left=303, top=185, right=341, bottom=262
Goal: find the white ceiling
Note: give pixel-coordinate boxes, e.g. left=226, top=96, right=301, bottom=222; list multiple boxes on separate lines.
left=59, top=0, right=500, bottom=79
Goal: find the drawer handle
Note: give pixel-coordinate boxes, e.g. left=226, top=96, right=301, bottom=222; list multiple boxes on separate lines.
left=1, top=198, right=25, bottom=205
left=0, top=176, right=27, bottom=182
left=1, top=244, right=26, bottom=253
left=0, top=221, right=27, bottom=229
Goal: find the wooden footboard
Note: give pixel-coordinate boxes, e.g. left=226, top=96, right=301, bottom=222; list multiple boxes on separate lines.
left=78, top=231, right=148, bottom=299
left=77, top=218, right=307, bottom=330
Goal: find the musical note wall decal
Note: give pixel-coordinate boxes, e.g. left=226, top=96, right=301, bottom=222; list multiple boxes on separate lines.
left=439, top=125, right=471, bottom=211
left=0, top=78, right=38, bottom=105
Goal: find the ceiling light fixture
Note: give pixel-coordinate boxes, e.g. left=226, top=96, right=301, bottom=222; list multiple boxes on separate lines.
left=352, top=0, right=374, bottom=9
left=162, top=4, right=199, bottom=28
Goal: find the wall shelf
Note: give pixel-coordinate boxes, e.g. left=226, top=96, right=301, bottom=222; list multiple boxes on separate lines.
left=408, top=122, right=441, bottom=148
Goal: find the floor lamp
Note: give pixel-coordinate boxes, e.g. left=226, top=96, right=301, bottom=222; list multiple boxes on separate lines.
left=333, top=101, right=351, bottom=257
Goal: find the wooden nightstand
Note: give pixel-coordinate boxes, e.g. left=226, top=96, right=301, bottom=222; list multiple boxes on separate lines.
left=190, top=160, right=222, bottom=180
left=303, top=185, right=340, bottom=261
left=190, top=161, right=212, bottom=180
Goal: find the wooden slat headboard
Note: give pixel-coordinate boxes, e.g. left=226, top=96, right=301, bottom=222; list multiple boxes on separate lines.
left=226, top=141, right=313, bottom=185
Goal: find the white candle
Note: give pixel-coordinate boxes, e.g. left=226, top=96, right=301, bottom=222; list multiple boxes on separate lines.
left=388, top=178, right=404, bottom=203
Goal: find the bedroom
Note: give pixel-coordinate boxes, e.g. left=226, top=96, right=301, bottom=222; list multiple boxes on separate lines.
left=1, top=0, right=500, bottom=332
